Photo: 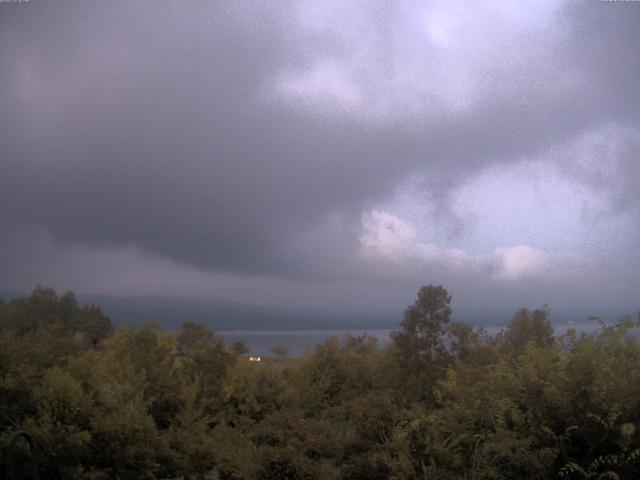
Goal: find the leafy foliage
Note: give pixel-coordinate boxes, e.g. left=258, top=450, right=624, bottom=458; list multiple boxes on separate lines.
left=1, top=285, right=639, bottom=479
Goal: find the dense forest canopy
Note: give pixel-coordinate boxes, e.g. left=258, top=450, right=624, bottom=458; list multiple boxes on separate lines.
left=1, top=286, right=640, bottom=479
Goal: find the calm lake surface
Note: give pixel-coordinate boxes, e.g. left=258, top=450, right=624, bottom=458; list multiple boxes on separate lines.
left=219, top=322, right=604, bottom=356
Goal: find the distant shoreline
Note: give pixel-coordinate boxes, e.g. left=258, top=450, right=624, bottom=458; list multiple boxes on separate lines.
left=216, top=322, right=612, bottom=356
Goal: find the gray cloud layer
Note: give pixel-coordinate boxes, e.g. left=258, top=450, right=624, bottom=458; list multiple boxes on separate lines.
left=1, top=1, right=639, bottom=316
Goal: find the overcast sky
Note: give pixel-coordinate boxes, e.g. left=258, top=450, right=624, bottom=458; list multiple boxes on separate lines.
left=1, top=0, right=638, bottom=321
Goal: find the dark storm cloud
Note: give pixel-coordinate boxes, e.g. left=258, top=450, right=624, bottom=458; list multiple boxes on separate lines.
left=0, top=0, right=639, bottom=285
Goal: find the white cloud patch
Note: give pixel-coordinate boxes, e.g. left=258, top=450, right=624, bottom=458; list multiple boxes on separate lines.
left=494, top=244, right=546, bottom=280
left=275, top=59, right=362, bottom=110
left=359, top=210, right=567, bottom=280
left=360, top=210, right=418, bottom=260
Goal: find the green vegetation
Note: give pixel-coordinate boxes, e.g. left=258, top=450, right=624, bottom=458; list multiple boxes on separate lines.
left=1, top=286, right=640, bottom=479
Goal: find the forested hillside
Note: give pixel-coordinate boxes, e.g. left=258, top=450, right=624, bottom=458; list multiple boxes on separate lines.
left=1, top=286, right=639, bottom=479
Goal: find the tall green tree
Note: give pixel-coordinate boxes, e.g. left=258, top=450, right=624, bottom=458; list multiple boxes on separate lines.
left=504, top=306, right=554, bottom=356
left=390, top=284, right=452, bottom=403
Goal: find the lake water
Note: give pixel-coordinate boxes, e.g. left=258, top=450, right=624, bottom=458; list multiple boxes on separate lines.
left=218, top=322, right=606, bottom=357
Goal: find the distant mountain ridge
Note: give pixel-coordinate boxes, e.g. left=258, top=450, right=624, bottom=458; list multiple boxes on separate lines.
left=0, top=290, right=397, bottom=331
left=0, top=290, right=26, bottom=302
left=1, top=290, right=634, bottom=332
